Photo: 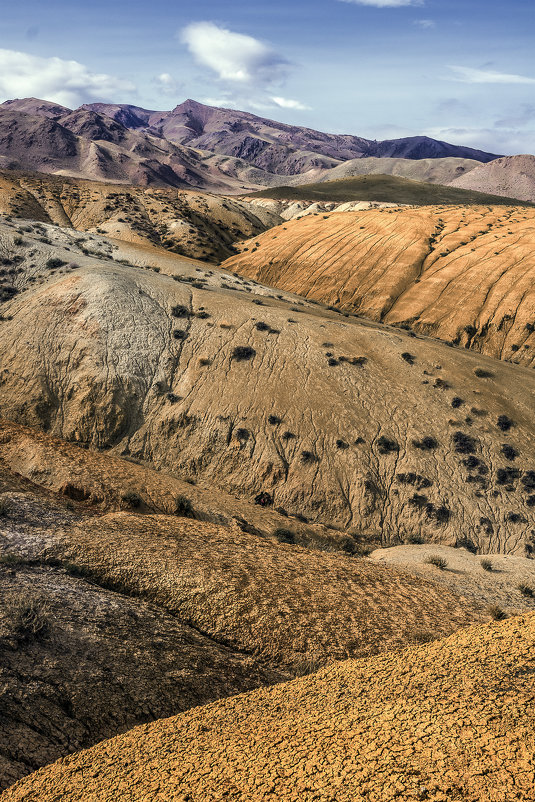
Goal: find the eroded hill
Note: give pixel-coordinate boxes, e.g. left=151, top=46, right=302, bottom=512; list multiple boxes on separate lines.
left=1, top=217, right=535, bottom=552
left=223, top=205, right=535, bottom=367
left=0, top=424, right=488, bottom=788
left=0, top=170, right=282, bottom=262
left=5, top=612, right=535, bottom=802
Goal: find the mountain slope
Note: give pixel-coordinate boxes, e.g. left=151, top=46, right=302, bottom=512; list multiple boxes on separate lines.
left=247, top=174, right=529, bottom=205
left=0, top=169, right=282, bottom=261
left=223, top=204, right=535, bottom=366
left=449, top=154, right=535, bottom=202
left=84, top=98, right=501, bottom=173
left=307, top=155, right=483, bottom=186
left=6, top=613, right=535, bottom=802
left=0, top=108, right=278, bottom=193
left=2, top=217, right=535, bottom=552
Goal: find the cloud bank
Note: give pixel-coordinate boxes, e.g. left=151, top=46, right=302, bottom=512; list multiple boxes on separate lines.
left=449, top=66, right=535, bottom=85
left=180, top=22, right=289, bottom=85
left=337, top=0, right=424, bottom=8
left=0, top=49, right=135, bottom=107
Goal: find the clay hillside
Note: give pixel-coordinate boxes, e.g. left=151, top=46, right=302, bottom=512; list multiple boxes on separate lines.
left=2, top=216, right=535, bottom=553
left=449, top=154, right=535, bottom=202
left=0, top=169, right=284, bottom=262
left=223, top=204, right=535, bottom=365
left=4, top=612, right=535, bottom=802
left=2, top=169, right=521, bottom=265
left=247, top=174, right=530, bottom=206
left=3, top=419, right=498, bottom=789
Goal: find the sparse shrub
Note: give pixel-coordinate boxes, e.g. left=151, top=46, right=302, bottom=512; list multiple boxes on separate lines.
left=401, top=352, right=415, bottom=365
left=453, top=431, right=477, bottom=454
left=518, top=583, right=535, bottom=598
left=351, top=356, right=368, bottom=366
left=282, top=431, right=296, bottom=440
left=273, top=527, right=295, bottom=544
left=455, top=537, right=478, bottom=553
left=408, top=494, right=428, bottom=509
left=427, top=504, right=451, bottom=525
left=496, top=467, right=520, bottom=485
left=336, top=439, right=349, bottom=450
left=480, top=558, right=493, bottom=571
left=254, top=491, right=273, bottom=507
left=488, top=604, right=507, bottom=621
left=255, top=321, right=270, bottom=331
left=198, top=357, right=211, bottom=366
left=406, top=533, right=424, bottom=544
left=451, top=397, right=464, bottom=408
left=521, top=471, right=535, bottom=490
left=6, top=596, right=49, bottom=642
left=0, top=552, right=24, bottom=565
left=502, top=444, right=519, bottom=461
left=268, top=415, right=281, bottom=425
left=497, top=415, right=514, bottom=432
left=425, top=555, right=448, bottom=570
left=121, top=491, right=142, bottom=508
left=172, top=329, right=187, bottom=340
left=327, top=357, right=339, bottom=366
left=412, top=436, right=438, bottom=450
left=0, top=499, right=7, bottom=517
left=301, top=450, right=317, bottom=463
left=174, top=495, right=194, bottom=518
left=377, top=436, right=399, bottom=455
left=46, top=258, right=67, bottom=269
left=232, top=345, right=256, bottom=362
left=171, top=304, right=190, bottom=318
left=236, top=428, right=249, bottom=441
left=166, top=393, right=181, bottom=404
left=506, top=512, right=522, bottom=523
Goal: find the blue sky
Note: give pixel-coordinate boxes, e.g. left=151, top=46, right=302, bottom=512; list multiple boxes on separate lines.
left=0, top=0, right=534, bottom=154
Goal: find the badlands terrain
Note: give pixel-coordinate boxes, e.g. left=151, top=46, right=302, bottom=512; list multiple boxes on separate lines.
left=1, top=97, right=535, bottom=800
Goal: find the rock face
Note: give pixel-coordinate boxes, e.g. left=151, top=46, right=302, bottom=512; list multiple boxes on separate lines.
left=449, top=154, right=535, bottom=202
left=223, top=205, right=535, bottom=367
left=2, top=218, right=535, bottom=553
left=5, top=612, right=535, bottom=802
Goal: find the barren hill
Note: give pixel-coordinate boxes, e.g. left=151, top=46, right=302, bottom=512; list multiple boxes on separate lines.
left=6, top=612, right=535, bottom=802
left=223, top=205, right=535, bottom=366
left=2, top=216, right=535, bottom=552
left=0, top=419, right=487, bottom=788
left=247, top=174, right=529, bottom=206
left=0, top=170, right=282, bottom=262
left=449, top=155, right=535, bottom=202
left=306, top=155, right=483, bottom=186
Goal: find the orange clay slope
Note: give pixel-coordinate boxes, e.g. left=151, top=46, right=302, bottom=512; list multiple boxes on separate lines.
left=223, top=204, right=535, bottom=366
left=5, top=611, right=535, bottom=802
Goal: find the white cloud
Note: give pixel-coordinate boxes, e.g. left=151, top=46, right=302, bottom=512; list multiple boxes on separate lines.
left=414, top=19, right=435, bottom=28
left=0, top=49, right=135, bottom=107
left=448, top=65, right=535, bottom=85
left=337, top=0, right=424, bottom=7
left=271, top=96, right=311, bottom=110
left=152, top=72, right=183, bottom=97
left=180, top=22, right=289, bottom=85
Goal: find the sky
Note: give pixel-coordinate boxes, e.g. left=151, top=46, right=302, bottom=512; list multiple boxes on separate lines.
left=0, top=0, right=534, bottom=154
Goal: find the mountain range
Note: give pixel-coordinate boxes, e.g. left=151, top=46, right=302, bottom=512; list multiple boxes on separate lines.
left=0, top=97, right=502, bottom=193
